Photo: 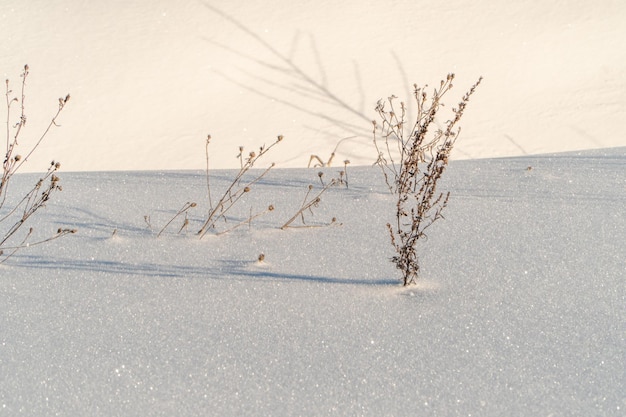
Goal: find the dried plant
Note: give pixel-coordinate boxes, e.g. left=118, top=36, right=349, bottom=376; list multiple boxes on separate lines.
left=216, top=204, right=274, bottom=236
left=338, top=159, right=350, bottom=188
left=307, top=136, right=356, bottom=168
left=157, top=201, right=196, bottom=237
left=317, top=171, right=325, bottom=186
left=197, top=134, right=283, bottom=238
left=1, top=65, right=73, bottom=262
left=205, top=134, right=213, bottom=213
left=280, top=181, right=339, bottom=230
left=374, top=74, right=482, bottom=285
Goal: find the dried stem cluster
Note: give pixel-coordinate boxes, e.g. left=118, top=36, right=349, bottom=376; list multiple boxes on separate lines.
left=156, top=134, right=343, bottom=239
left=374, top=74, right=482, bottom=285
left=197, top=135, right=283, bottom=238
left=1, top=65, right=74, bottom=262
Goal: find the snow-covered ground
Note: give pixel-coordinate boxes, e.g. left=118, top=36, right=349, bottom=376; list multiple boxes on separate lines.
left=2, top=148, right=625, bottom=415
left=1, top=0, right=625, bottom=172
left=1, top=0, right=625, bottom=415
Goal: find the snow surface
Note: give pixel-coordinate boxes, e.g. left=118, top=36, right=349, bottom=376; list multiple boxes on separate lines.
left=1, top=0, right=625, bottom=415
left=1, top=0, right=625, bottom=172
left=1, top=148, right=625, bottom=415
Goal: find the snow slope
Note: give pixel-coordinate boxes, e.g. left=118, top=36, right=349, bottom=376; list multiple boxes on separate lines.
left=1, top=147, right=624, bottom=416
left=1, top=0, right=625, bottom=172
left=1, top=0, right=624, bottom=415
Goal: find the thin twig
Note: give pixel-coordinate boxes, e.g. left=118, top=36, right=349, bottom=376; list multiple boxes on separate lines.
left=280, top=179, right=336, bottom=229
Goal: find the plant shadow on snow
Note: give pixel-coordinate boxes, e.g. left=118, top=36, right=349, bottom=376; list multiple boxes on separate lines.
left=13, top=255, right=208, bottom=278
left=11, top=255, right=399, bottom=287
left=51, top=205, right=154, bottom=239
left=219, top=259, right=398, bottom=287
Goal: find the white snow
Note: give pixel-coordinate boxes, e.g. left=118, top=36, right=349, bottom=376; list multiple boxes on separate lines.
left=1, top=0, right=625, bottom=415
left=2, top=149, right=625, bottom=415
left=1, top=0, right=624, bottom=172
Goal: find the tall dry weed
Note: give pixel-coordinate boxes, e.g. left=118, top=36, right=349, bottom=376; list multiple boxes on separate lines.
left=374, top=74, right=482, bottom=285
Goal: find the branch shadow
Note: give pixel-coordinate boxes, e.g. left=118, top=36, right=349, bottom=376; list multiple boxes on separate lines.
left=200, top=2, right=373, bottom=142
left=200, top=3, right=466, bottom=166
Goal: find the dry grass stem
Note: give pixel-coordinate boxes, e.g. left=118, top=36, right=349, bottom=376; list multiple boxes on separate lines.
left=143, top=215, right=153, bottom=230
left=216, top=204, right=275, bottom=236
left=308, top=136, right=356, bottom=168
left=0, top=227, right=76, bottom=264
left=205, top=135, right=213, bottom=213
left=157, top=201, right=196, bottom=237
left=280, top=180, right=338, bottom=229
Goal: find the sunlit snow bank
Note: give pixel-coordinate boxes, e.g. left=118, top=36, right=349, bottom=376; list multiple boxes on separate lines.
left=1, top=0, right=625, bottom=172
left=1, top=148, right=624, bottom=415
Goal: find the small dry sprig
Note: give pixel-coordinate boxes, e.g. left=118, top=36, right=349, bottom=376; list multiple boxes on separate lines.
left=0, top=227, right=76, bottom=264
left=374, top=74, right=482, bottom=285
left=280, top=180, right=338, bottom=230
left=0, top=161, right=66, bottom=259
left=198, top=135, right=283, bottom=238
left=308, top=136, right=356, bottom=168
left=157, top=201, right=196, bottom=237
left=216, top=204, right=275, bottom=236
left=205, top=135, right=213, bottom=213
left=177, top=216, right=190, bottom=235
